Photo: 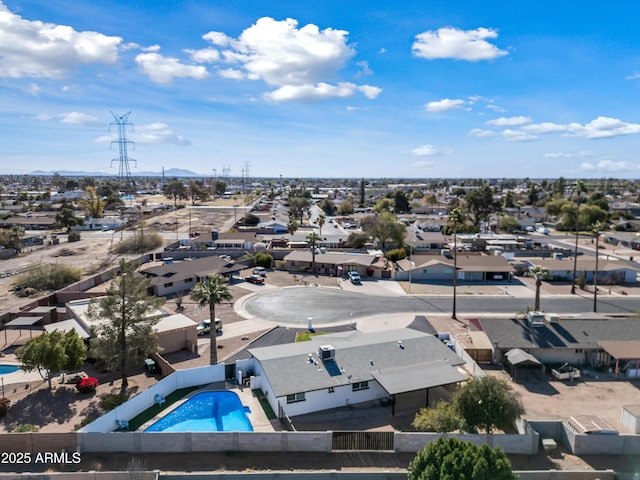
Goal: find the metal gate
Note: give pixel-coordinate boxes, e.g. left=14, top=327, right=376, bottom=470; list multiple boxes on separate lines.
left=332, top=431, right=395, bottom=451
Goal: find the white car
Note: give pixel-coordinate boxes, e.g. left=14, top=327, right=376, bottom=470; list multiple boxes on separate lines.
left=252, top=266, right=267, bottom=276
left=197, top=318, right=222, bottom=336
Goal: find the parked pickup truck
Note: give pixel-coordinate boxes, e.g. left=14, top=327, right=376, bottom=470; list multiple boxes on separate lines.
left=552, top=363, right=581, bottom=380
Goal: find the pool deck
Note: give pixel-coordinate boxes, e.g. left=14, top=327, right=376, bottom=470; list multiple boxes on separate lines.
left=139, top=381, right=276, bottom=432
left=0, top=360, right=42, bottom=392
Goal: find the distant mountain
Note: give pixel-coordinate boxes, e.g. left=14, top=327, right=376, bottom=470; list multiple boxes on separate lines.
left=27, top=168, right=202, bottom=177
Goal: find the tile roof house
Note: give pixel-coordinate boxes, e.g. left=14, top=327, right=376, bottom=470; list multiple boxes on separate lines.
left=243, top=328, right=467, bottom=418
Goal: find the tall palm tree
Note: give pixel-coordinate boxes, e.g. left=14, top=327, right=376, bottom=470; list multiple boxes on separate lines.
left=190, top=274, right=232, bottom=365
left=591, top=221, right=607, bottom=313
left=447, top=207, right=464, bottom=320
left=306, top=232, right=322, bottom=273
left=571, top=180, right=587, bottom=294
left=317, top=213, right=326, bottom=236
left=529, top=265, right=549, bottom=312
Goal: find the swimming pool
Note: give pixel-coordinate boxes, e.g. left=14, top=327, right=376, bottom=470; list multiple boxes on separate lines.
left=145, top=391, right=253, bottom=432
left=0, top=365, right=20, bottom=376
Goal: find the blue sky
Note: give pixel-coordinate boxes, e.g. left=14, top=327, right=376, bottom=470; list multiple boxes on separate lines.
left=2, top=1, right=640, bottom=179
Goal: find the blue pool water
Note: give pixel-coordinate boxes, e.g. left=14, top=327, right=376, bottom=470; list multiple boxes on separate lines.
left=145, top=391, right=253, bottom=432
left=0, top=365, right=20, bottom=375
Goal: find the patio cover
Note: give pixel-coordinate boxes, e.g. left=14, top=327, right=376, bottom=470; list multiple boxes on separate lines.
left=598, top=341, right=640, bottom=360
left=5, top=316, right=43, bottom=328
left=371, top=361, right=467, bottom=395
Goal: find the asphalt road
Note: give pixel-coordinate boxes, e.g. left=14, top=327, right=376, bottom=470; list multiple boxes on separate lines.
left=243, top=287, right=640, bottom=325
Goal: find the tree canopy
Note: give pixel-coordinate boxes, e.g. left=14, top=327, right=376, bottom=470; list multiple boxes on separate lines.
left=455, top=376, right=524, bottom=434
left=16, top=330, right=87, bottom=389
left=88, top=259, right=164, bottom=394
left=408, top=438, right=518, bottom=480
left=361, top=211, right=406, bottom=249
left=413, top=376, right=524, bottom=434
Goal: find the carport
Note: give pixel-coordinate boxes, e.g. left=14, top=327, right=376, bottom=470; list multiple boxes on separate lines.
left=598, top=341, right=640, bottom=377
left=504, top=348, right=545, bottom=382
left=371, top=360, right=467, bottom=415
left=2, top=316, right=43, bottom=345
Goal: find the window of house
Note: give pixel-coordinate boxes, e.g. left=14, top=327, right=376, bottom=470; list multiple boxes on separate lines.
left=286, top=392, right=305, bottom=403
left=164, top=282, right=173, bottom=288
left=352, top=381, right=369, bottom=392
left=185, top=278, right=192, bottom=283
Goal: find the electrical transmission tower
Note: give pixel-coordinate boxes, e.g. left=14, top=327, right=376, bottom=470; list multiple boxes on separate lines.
left=110, top=111, right=137, bottom=200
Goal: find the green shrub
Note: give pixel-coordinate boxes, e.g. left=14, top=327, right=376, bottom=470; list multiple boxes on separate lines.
left=12, top=264, right=82, bottom=295
left=74, top=416, right=96, bottom=431
left=386, top=248, right=407, bottom=262
left=253, top=252, right=273, bottom=268
left=13, top=424, right=39, bottom=432
left=68, top=231, right=81, bottom=242
left=113, top=232, right=163, bottom=254
left=101, top=392, right=130, bottom=411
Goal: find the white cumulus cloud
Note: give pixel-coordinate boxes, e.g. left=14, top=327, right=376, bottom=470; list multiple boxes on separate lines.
left=0, top=2, right=122, bottom=78
left=426, top=98, right=465, bottom=112
left=185, top=47, right=220, bottom=63
left=411, top=144, right=439, bottom=156
left=487, top=116, right=532, bottom=127
left=545, top=151, right=594, bottom=159
left=468, top=128, right=497, bottom=138
left=59, top=111, right=100, bottom=126
left=412, top=27, right=508, bottom=61
left=96, top=122, right=190, bottom=145
left=501, top=129, right=538, bottom=142
left=201, top=17, right=380, bottom=102
left=579, top=160, right=640, bottom=172
left=135, top=52, right=209, bottom=84
left=524, top=117, right=640, bottom=139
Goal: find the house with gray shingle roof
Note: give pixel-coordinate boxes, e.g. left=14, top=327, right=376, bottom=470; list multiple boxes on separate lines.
left=243, top=328, right=467, bottom=418
left=140, top=256, right=244, bottom=297
left=395, top=253, right=515, bottom=282
left=281, top=250, right=388, bottom=278
left=479, top=314, right=640, bottom=372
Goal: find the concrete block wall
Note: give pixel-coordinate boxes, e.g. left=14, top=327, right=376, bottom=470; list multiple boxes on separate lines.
left=0, top=432, right=77, bottom=453
left=393, top=432, right=538, bottom=454
left=79, top=432, right=333, bottom=454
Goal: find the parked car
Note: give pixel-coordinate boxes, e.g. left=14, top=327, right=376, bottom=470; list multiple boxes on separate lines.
left=244, top=275, right=265, bottom=284
left=197, top=318, right=222, bottom=336
left=253, top=266, right=267, bottom=276
left=348, top=271, right=361, bottom=284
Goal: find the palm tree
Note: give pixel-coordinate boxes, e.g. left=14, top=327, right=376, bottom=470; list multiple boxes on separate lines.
left=529, top=265, right=549, bottom=311
left=317, top=213, right=326, bottom=236
left=190, top=274, right=232, bottom=365
left=447, top=207, right=464, bottom=320
left=571, top=180, right=587, bottom=294
left=306, top=232, right=322, bottom=273
left=591, top=221, right=607, bottom=313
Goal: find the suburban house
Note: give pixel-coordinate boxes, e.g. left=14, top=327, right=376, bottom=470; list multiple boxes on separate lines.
left=601, top=231, right=640, bottom=251
left=64, top=298, right=198, bottom=354
left=524, top=257, right=637, bottom=284
left=239, top=328, right=467, bottom=418
left=405, top=229, right=447, bottom=251
left=256, top=219, right=288, bottom=234
left=280, top=250, right=389, bottom=278
left=0, top=214, right=57, bottom=230
left=140, top=256, right=245, bottom=297
left=478, top=314, right=640, bottom=376
left=395, top=253, right=515, bottom=282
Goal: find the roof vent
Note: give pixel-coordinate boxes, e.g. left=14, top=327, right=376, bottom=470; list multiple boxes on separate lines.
left=318, top=345, right=336, bottom=360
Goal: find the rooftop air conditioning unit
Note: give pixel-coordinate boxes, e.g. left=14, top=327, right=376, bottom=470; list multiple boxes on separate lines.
left=527, top=311, right=545, bottom=327
left=318, top=345, right=336, bottom=361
